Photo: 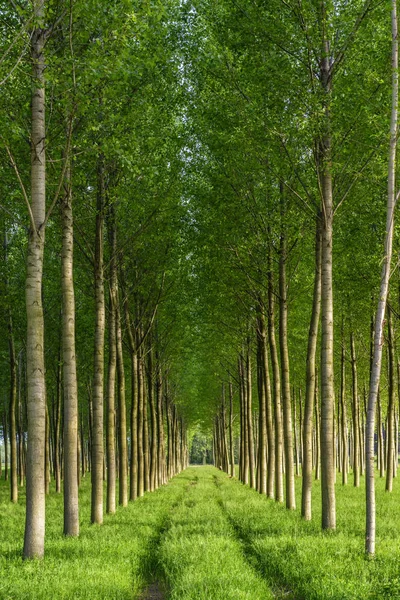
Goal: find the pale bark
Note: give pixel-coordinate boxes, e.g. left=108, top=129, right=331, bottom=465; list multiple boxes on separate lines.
left=256, top=306, right=267, bottom=494
left=156, top=359, right=165, bottom=485
left=229, top=380, right=235, bottom=478
left=106, top=208, right=117, bottom=514
left=116, top=292, right=128, bottom=506
left=302, top=215, right=321, bottom=520
left=62, top=156, right=79, bottom=536
left=341, top=341, right=348, bottom=485
left=366, top=0, right=398, bottom=555
left=246, top=349, right=256, bottom=488
left=54, top=349, right=61, bottom=493
left=8, top=309, right=18, bottom=503
left=386, top=310, right=395, bottom=492
left=350, top=333, right=360, bottom=488
left=279, top=191, right=295, bottom=509
left=137, top=353, right=145, bottom=496
left=130, top=352, right=138, bottom=499
left=268, top=251, right=284, bottom=503
left=147, top=348, right=158, bottom=492
left=91, top=157, right=105, bottom=525
left=23, top=0, right=47, bottom=558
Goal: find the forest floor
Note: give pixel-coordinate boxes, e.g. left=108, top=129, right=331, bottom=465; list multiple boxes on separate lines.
left=1, top=467, right=400, bottom=599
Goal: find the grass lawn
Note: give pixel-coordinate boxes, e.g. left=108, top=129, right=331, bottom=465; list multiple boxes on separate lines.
left=1, top=467, right=400, bottom=599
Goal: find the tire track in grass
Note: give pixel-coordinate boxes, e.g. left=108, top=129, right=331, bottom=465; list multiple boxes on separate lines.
left=138, top=473, right=199, bottom=600
left=157, top=466, right=274, bottom=600
left=212, top=473, right=295, bottom=600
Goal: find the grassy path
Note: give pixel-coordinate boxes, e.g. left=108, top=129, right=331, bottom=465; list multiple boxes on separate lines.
left=2, top=466, right=400, bottom=598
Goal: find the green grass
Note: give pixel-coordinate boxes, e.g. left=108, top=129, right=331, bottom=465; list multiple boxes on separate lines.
left=0, top=475, right=185, bottom=599
left=214, top=469, right=400, bottom=599
left=1, top=467, right=400, bottom=599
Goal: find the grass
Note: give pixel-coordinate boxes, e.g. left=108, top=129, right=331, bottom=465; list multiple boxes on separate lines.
left=214, top=469, right=400, bottom=599
left=1, top=467, right=400, bottom=599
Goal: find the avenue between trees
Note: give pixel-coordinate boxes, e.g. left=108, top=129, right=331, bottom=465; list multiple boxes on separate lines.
left=1, top=0, right=400, bottom=597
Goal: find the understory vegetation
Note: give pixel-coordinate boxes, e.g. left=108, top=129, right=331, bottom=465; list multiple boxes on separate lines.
left=2, top=467, right=400, bottom=600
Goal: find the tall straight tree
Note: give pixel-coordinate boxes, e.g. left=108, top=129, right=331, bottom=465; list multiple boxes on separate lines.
left=23, top=0, right=47, bottom=559
left=302, top=215, right=321, bottom=520
left=91, top=155, right=105, bottom=524
left=366, top=0, right=398, bottom=555
left=318, top=0, right=336, bottom=531
left=279, top=188, right=295, bottom=510
left=62, top=143, right=79, bottom=536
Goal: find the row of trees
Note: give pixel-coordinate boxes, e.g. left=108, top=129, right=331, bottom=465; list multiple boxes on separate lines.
left=1, top=0, right=400, bottom=562
left=0, top=0, right=192, bottom=559
left=184, top=0, right=399, bottom=557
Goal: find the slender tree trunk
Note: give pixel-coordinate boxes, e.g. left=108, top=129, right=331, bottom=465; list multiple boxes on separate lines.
left=143, top=360, right=150, bottom=491
left=138, top=353, right=145, bottom=496
left=302, top=215, right=322, bottom=520
left=54, top=348, right=61, bottom=493
left=315, top=374, right=321, bottom=481
left=45, top=404, right=50, bottom=495
left=294, top=391, right=300, bottom=477
left=18, top=358, right=25, bottom=487
left=229, top=380, right=235, bottom=478
left=23, top=0, right=47, bottom=558
left=91, top=156, right=105, bottom=525
left=156, top=358, right=165, bottom=486
left=319, top=1, right=336, bottom=531
left=62, top=152, right=79, bottom=536
left=8, top=308, right=18, bottom=503
left=116, top=292, right=128, bottom=506
left=366, top=0, right=398, bottom=554
left=3, top=411, right=8, bottom=481
left=386, top=309, right=395, bottom=492
left=239, top=355, right=249, bottom=483
left=106, top=209, right=117, bottom=514
left=130, top=352, right=138, bottom=499
left=350, top=333, right=360, bottom=488
left=246, top=347, right=256, bottom=488
left=260, top=300, right=275, bottom=499
left=256, top=312, right=267, bottom=493
left=148, top=347, right=158, bottom=492
left=279, top=190, right=295, bottom=509
left=341, top=340, right=348, bottom=485
left=378, top=391, right=385, bottom=477
left=268, top=249, right=284, bottom=503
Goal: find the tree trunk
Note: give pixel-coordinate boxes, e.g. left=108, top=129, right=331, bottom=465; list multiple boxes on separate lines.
left=279, top=190, right=295, bottom=509
left=366, top=0, right=398, bottom=554
left=116, top=292, right=128, bottom=506
left=229, top=380, right=235, bottom=478
left=8, top=308, right=18, bottom=503
left=91, top=156, right=105, bottom=525
left=62, top=152, right=79, bottom=536
left=54, top=348, right=61, bottom=493
left=106, top=208, right=117, bottom=514
left=386, top=309, right=395, bottom=492
left=268, top=249, right=284, bottom=503
left=138, top=353, right=145, bottom=496
left=341, top=340, right=348, bottom=485
left=148, top=348, right=158, bottom=491
left=143, top=359, right=150, bottom=491
left=302, top=215, right=321, bottom=519
left=246, top=348, right=256, bottom=488
left=315, top=374, right=321, bottom=481
left=350, top=333, right=360, bottom=487
left=23, top=0, right=47, bottom=558
left=156, top=358, right=165, bottom=486
left=130, top=352, right=138, bottom=499
left=256, top=313, right=267, bottom=493
left=319, top=1, right=336, bottom=531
